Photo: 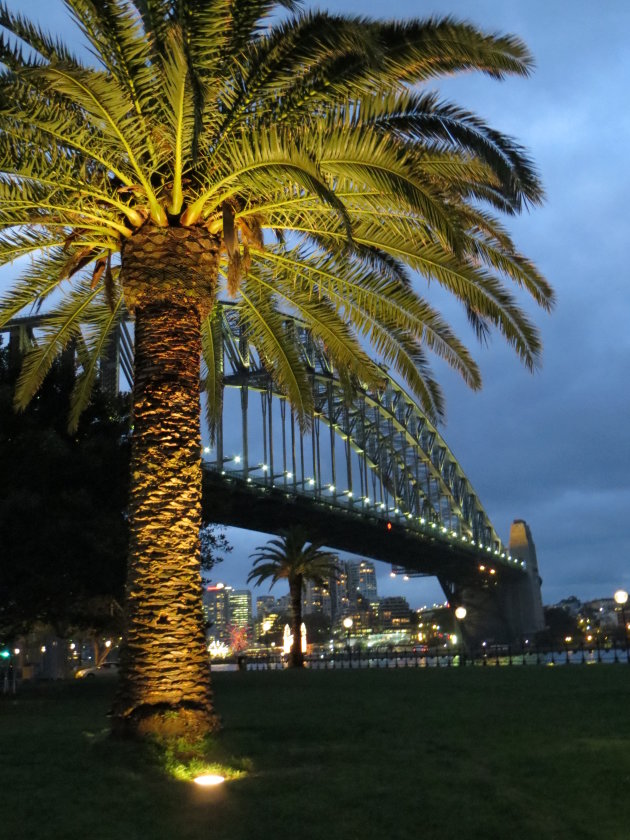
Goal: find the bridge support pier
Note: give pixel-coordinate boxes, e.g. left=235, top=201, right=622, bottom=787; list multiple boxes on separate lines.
left=440, top=520, right=544, bottom=647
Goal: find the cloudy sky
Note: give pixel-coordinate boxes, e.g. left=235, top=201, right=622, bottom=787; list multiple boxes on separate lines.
left=5, top=0, right=629, bottom=608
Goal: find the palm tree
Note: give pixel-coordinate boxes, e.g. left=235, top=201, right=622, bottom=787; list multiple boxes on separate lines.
left=248, top=528, right=337, bottom=668
left=0, top=1, right=553, bottom=738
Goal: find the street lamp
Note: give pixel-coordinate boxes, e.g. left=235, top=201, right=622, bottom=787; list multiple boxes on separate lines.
left=454, top=606, right=467, bottom=666
left=614, top=590, right=628, bottom=653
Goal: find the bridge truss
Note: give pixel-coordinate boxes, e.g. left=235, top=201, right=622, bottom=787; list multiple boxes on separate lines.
left=3, top=305, right=522, bottom=575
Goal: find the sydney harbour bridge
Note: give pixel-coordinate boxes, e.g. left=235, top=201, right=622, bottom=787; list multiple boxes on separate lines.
left=3, top=306, right=544, bottom=645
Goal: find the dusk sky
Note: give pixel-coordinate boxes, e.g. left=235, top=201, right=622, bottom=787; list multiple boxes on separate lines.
left=4, top=1, right=629, bottom=609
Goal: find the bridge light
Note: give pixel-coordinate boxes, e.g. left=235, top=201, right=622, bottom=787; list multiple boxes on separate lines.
left=329, top=484, right=335, bottom=492
left=203, top=446, right=211, bottom=454
left=386, top=521, right=392, bottom=531
left=286, top=471, right=293, bottom=479
left=364, top=496, right=370, bottom=503
left=390, top=571, right=396, bottom=577
left=441, top=526, right=447, bottom=534
left=403, top=575, right=409, bottom=581
left=234, top=455, right=241, bottom=464
left=380, top=503, right=385, bottom=510
left=430, top=522, right=436, bottom=529
left=420, top=517, right=425, bottom=525
left=347, top=491, right=353, bottom=498
left=489, top=568, right=496, bottom=575
left=308, top=478, right=315, bottom=486
left=262, top=464, right=268, bottom=472
left=479, top=565, right=485, bottom=572
left=461, top=536, right=467, bottom=542
left=394, top=508, right=400, bottom=514
left=247, top=477, right=252, bottom=483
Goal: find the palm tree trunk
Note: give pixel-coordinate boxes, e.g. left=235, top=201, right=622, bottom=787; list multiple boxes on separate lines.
left=289, top=575, right=304, bottom=668
left=112, top=225, right=219, bottom=739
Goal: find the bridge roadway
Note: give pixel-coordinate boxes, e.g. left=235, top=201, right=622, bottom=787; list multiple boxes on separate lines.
left=202, top=467, right=522, bottom=586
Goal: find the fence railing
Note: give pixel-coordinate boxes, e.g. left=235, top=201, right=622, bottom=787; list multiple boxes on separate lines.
left=209, top=641, right=630, bottom=672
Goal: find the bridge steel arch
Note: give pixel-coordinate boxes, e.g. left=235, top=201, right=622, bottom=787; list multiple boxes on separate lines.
left=3, top=307, right=543, bottom=643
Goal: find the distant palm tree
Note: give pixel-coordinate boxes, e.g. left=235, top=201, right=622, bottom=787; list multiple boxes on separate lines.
left=248, top=529, right=337, bottom=667
left=0, top=1, right=553, bottom=737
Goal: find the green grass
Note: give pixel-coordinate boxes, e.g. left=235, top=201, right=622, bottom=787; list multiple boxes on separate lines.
left=2, top=667, right=630, bottom=839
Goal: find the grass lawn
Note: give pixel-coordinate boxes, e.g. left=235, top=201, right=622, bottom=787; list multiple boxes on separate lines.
left=2, top=667, right=630, bottom=839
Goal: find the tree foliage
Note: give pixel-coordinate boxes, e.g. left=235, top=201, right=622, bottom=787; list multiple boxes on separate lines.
left=0, top=341, right=228, bottom=638
left=0, top=340, right=129, bottom=636
left=248, top=526, right=337, bottom=666
left=0, top=1, right=553, bottom=431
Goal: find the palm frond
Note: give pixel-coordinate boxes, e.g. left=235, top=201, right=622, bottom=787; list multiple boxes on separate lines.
left=13, top=278, right=102, bottom=410
left=237, top=282, right=315, bottom=425
left=68, top=287, right=125, bottom=432
left=201, top=306, right=224, bottom=444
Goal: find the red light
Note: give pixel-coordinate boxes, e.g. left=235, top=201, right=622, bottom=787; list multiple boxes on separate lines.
left=386, top=521, right=392, bottom=531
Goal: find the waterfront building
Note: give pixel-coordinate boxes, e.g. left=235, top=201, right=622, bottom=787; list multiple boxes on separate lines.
left=378, top=596, right=413, bottom=630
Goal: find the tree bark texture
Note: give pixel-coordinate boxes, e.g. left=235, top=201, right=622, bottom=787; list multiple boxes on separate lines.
left=112, top=225, right=220, bottom=739
left=289, top=575, right=304, bottom=668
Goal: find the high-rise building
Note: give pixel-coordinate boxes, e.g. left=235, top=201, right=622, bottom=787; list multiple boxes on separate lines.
left=228, top=589, right=253, bottom=632
left=330, top=563, right=349, bottom=621
left=343, top=560, right=378, bottom=606
left=357, top=561, right=378, bottom=602
left=276, top=594, right=292, bottom=613
left=203, top=583, right=231, bottom=641
left=346, top=561, right=360, bottom=601
left=303, top=580, right=332, bottom=617
left=256, top=595, right=276, bottom=618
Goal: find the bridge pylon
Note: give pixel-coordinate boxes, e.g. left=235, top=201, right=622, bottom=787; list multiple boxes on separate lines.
left=440, top=519, right=544, bottom=647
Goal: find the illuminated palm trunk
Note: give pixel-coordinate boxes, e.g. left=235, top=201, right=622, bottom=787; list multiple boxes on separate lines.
left=112, top=225, right=220, bottom=739
left=289, top=574, right=305, bottom=668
